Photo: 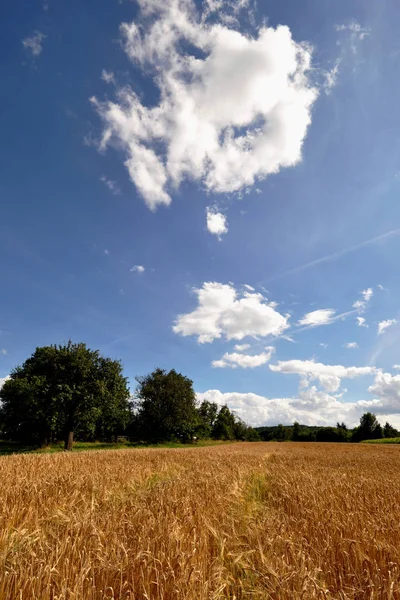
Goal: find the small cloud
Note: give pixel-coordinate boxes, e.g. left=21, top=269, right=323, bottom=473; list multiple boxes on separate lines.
left=323, top=59, right=341, bottom=94
left=377, top=284, right=386, bottom=291
left=243, top=284, right=255, bottom=292
left=104, top=249, right=110, bottom=256
left=206, top=208, right=228, bottom=239
left=344, top=342, right=358, bottom=349
left=101, top=69, right=115, bottom=85
left=319, top=343, right=328, bottom=349
left=212, top=347, right=275, bottom=369
left=130, top=265, right=145, bottom=274
left=353, top=288, right=373, bottom=311
left=282, top=335, right=296, bottom=343
left=234, top=343, right=250, bottom=351
left=298, top=309, right=336, bottom=327
left=378, top=319, right=397, bottom=335
left=22, top=31, right=46, bottom=57
left=100, top=175, right=120, bottom=195
left=356, top=316, right=368, bottom=328
left=393, top=364, right=400, bottom=370
left=43, top=1, right=49, bottom=10
left=0, top=348, right=7, bottom=355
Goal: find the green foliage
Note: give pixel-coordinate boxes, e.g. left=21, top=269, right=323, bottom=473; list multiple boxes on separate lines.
left=134, top=368, right=199, bottom=442
left=383, top=421, right=400, bottom=438
left=212, top=405, right=236, bottom=440
left=0, top=342, right=130, bottom=449
left=362, top=437, right=400, bottom=444
left=197, top=400, right=219, bottom=438
left=352, top=412, right=383, bottom=442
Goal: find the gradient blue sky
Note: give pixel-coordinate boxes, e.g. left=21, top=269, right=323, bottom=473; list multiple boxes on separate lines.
left=1, top=0, right=400, bottom=426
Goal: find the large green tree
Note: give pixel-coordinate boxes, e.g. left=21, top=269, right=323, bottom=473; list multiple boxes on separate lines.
left=134, top=368, right=199, bottom=442
left=0, top=342, right=130, bottom=449
left=352, top=412, right=383, bottom=442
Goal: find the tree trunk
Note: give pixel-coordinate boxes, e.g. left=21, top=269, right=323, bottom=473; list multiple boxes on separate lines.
left=65, top=430, right=74, bottom=451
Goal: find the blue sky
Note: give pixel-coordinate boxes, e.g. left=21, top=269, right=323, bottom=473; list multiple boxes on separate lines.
left=1, top=0, right=400, bottom=427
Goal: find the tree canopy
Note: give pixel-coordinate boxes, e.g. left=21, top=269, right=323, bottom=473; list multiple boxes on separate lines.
left=134, top=368, right=199, bottom=442
left=0, top=342, right=130, bottom=449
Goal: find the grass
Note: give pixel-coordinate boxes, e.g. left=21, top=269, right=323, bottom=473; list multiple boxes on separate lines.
left=362, top=437, right=400, bottom=444
left=1, top=442, right=400, bottom=598
left=0, top=438, right=229, bottom=456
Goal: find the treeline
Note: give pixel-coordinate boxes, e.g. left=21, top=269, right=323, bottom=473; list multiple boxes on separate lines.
left=0, top=342, right=259, bottom=450
left=256, top=413, right=399, bottom=443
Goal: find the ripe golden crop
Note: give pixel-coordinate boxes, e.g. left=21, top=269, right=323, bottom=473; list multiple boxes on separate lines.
left=1, top=442, right=400, bottom=599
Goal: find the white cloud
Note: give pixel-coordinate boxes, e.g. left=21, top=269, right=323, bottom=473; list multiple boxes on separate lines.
left=298, top=308, right=336, bottom=327
left=282, top=335, right=295, bottom=343
left=173, top=282, right=289, bottom=343
left=378, top=284, right=386, bottom=291
left=100, top=175, right=120, bottom=195
left=104, top=249, right=110, bottom=256
left=393, top=365, right=400, bottom=371
left=378, top=319, right=397, bottom=335
left=212, top=346, right=274, bottom=369
left=206, top=208, right=228, bottom=239
left=319, top=343, right=328, bottom=349
left=101, top=69, right=115, bottom=84
left=0, top=376, right=9, bottom=390
left=353, top=287, right=373, bottom=311
left=356, top=316, right=368, bottom=328
left=234, top=343, right=250, bottom=351
left=243, top=285, right=255, bottom=292
left=92, top=0, right=318, bottom=209
left=130, top=265, right=145, bottom=274
left=344, top=342, right=358, bottom=349
left=368, top=372, right=400, bottom=413
left=197, top=387, right=379, bottom=427
left=0, top=349, right=7, bottom=355
left=323, top=59, right=340, bottom=94
left=270, top=359, right=375, bottom=392
left=22, top=31, right=46, bottom=56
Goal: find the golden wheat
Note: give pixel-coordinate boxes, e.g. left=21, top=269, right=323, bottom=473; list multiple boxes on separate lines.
left=1, top=443, right=400, bottom=599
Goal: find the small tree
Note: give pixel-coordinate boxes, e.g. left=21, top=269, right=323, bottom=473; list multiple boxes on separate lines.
left=212, top=405, right=236, bottom=440
left=0, top=342, right=130, bottom=450
left=197, top=400, right=219, bottom=438
left=292, top=421, right=300, bottom=441
left=135, top=368, right=198, bottom=442
left=352, top=412, right=383, bottom=442
left=383, top=421, right=399, bottom=438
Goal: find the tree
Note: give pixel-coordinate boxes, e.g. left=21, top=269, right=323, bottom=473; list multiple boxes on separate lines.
left=197, top=400, right=219, bottom=438
left=276, top=424, right=288, bottom=441
left=352, top=412, right=383, bottom=442
left=292, top=421, right=300, bottom=441
left=134, top=368, right=198, bottom=442
left=0, top=342, right=130, bottom=450
left=383, top=421, right=399, bottom=438
left=212, top=405, right=236, bottom=440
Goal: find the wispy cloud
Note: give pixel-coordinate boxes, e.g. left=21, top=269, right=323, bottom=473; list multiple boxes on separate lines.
left=268, top=229, right=400, bottom=282
left=22, top=31, right=46, bottom=57
left=101, top=69, right=115, bottom=85
left=356, top=317, right=368, bottom=328
left=344, top=342, right=358, bottom=349
left=100, top=175, right=120, bottom=195
left=378, top=319, right=397, bottom=335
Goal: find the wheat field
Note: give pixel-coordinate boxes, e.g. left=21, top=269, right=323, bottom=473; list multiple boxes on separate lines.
left=1, top=442, right=400, bottom=599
